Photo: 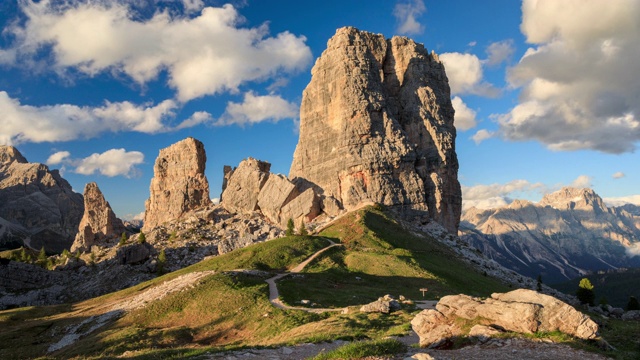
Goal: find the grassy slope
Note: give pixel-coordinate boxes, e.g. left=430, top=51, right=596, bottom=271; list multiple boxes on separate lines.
left=551, top=269, right=640, bottom=309
left=4, top=206, right=636, bottom=359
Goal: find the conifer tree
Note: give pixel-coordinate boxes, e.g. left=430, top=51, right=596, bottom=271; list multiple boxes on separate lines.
left=157, top=249, right=166, bottom=275
left=37, top=247, right=47, bottom=267
left=285, top=218, right=295, bottom=236
left=536, top=274, right=543, bottom=292
left=576, top=278, right=595, bottom=306
left=628, top=296, right=640, bottom=311
left=298, top=221, right=308, bottom=236
left=138, top=231, right=146, bottom=244
left=119, top=232, right=127, bottom=247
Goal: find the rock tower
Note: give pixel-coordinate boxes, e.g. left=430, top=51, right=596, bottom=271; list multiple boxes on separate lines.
left=143, top=137, right=211, bottom=231
left=289, top=27, right=462, bottom=232
left=71, top=182, right=126, bottom=253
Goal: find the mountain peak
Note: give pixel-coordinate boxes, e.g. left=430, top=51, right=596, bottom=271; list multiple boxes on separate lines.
left=0, top=145, right=28, bottom=166
left=539, top=187, right=604, bottom=211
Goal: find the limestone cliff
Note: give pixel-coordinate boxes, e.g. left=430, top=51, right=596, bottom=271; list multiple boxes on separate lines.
left=289, top=27, right=461, bottom=233
left=143, top=137, right=211, bottom=231
left=0, top=146, right=83, bottom=253
left=71, top=182, right=126, bottom=253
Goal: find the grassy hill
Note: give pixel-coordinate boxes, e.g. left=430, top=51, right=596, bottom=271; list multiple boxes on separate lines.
left=4, top=205, right=637, bottom=359
left=551, top=268, right=640, bottom=309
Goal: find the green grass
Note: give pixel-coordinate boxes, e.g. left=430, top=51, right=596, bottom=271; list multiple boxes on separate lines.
left=309, top=338, right=406, bottom=360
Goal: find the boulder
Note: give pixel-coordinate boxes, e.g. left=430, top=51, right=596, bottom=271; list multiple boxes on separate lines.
left=143, top=137, right=211, bottom=231
left=71, top=182, right=126, bottom=253
left=622, top=310, right=640, bottom=320
left=116, top=242, right=153, bottom=265
left=221, top=158, right=271, bottom=214
left=289, top=27, right=461, bottom=233
left=412, top=289, right=599, bottom=348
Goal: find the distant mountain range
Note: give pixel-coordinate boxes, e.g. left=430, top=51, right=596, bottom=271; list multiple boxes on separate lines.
left=460, top=187, right=640, bottom=283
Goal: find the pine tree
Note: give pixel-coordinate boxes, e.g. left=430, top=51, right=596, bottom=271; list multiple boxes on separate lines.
left=536, top=274, right=543, bottom=292
left=298, top=221, right=308, bottom=236
left=119, top=232, right=127, bottom=247
left=20, top=247, right=27, bottom=262
left=157, top=249, right=166, bottom=275
left=627, top=296, right=640, bottom=311
left=138, top=231, right=146, bottom=244
left=285, top=218, right=295, bottom=236
left=576, top=278, right=595, bottom=306
left=37, top=247, right=47, bottom=267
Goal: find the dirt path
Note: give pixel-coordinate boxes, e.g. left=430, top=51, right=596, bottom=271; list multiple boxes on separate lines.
left=266, top=239, right=345, bottom=313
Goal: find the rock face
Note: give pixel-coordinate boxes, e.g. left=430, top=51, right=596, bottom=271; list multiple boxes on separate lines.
left=289, top=27, right=461, bottom=233
left=411, top=289, right=598, bottom=348
left=143, top=137, right=211, bottom=231
left=460, top=187, right=640, bottom=283
left=0, top=146, right=83, bottom=253
left=221, top=158, right=320, bottom=227
left=71, top=182, right=126, bottom=253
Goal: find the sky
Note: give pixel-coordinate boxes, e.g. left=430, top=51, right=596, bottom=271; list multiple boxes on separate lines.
left=1, top=0, right=640, bottom=219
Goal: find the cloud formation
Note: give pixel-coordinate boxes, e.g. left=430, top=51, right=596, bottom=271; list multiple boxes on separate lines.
left=485, top=39, right=514, bottom=66
left=46, top=151, right=71, bottom=165
left=394, top=0, right=426, bottom=35
left=4, top=1, right=312, bottom=102
left=440, top=52, right=499, bottom=97
left=74, top=149, right=144, bottom=177
left=497, top=0, right=640, bottom=153
left=0, top=91, right=208, bottom=144
left=471, top=129, right=494, bottom=144
left=451, top=96, right=477, bottom=131
left=216, top=92, right=299, bottom=126
left=612, top=171, right=626, bottom=179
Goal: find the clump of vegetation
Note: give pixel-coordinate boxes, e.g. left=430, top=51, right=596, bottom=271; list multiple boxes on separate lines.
left=298, top=221, right=308, bottom=236
left=576, top=278, right=595, bottom=306
left=285, top=218, right=295, bottom=236
left=627, top=296, right=640, bottom=311
left=536, top=274, right=543, bottom=292
left=118, top=232, right=127, bottom=247
left=157, top=249, right=166, bottom=275
left=168, top=230, right=177, bottom=243
left=137, top=231, right=146, bottom=244
left=311, top=338, right=406, bottom=360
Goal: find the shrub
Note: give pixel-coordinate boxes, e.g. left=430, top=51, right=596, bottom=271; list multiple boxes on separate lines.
left=119, top=232, right=127, bottom=247
left=298, top=221, right=308, bottom=236
left=627, top=296, right=640, bottom=311
left=157, top=249, right=166, bottom=275
left=576, top=278, right=595, bottom=306
left=286, top=218, right=295, bottom=236
left=138, top=231, right=146, bottom=244
left=536, top=274, right=543, bottom=292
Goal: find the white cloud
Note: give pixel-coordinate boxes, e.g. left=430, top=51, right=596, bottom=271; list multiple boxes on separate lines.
left=46, top=151, right=70, bottom=165
left=604, top=195, right=640, bottom=207
left=394, top=0, right=426, bottom=35
left=74, top=149, right=144, bottom=177
left=485, top=39, right=514, bottom=66
left=497, top=0, right=640, bottom=153
left=4, top=1, right=312, bottom=102
left=451, top=96, right=477, bottom=131
left=471, top=129, right=494, bottom=144
left=569, top=175, right=593, bottom=189
left=181, top=0, right=205, bottom=13
left=216, top=92, right=299, bottom=126
left=440, top=52, right=499, bottom=97
left=175, top=111, right=213, bottom=130
left=0, top=91, right=207, bottom=145
left=462, top=179, right=545, bottom=210
left=612, top=171, right=626, bottom=179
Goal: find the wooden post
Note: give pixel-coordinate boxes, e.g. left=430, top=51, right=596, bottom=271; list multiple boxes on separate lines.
left=420, top=288, right=428, bottom=297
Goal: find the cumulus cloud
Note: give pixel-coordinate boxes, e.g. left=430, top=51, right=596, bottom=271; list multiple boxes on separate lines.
left=0, top=91, right=208, bottom=145
left=485, top=39, right=514, bottom=66
left=74, top=149, right=144, bottom=177
left=604, top=194, right=640, bottom=207
left=216, top=92, right=299, bottom=126
left=497, top=0, right=640, bottom=153
left=3, top=1, right=312, bottom=102
left=569, top=175, right=593, bottom=189
left=46, top=151, right=71, bottom=165
left=394, top=0, right=426, bottom=35
left=471, top=129, right=494, bottom=144
left=451, top=96, right=477, bottom=131
left=612, top=171, right=626, bottom=179
left=462, top=179, right=545, bottom=210
left=440, top=52, right=500, bottom=97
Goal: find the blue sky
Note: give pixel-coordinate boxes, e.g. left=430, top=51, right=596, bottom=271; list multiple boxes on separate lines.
left=1, top=0, right=640, bottom=219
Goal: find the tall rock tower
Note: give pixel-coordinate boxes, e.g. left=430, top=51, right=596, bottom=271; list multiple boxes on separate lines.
left=289, top=27, right=462, bottom=233
left=143, top=137, right=211, bottom=231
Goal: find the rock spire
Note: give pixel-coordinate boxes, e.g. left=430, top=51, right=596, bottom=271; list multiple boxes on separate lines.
left=143, top=137, right=211, bottom=231
left=71, top=182, right=126, bottom=253
left=289, top=27, right=462, bottom=233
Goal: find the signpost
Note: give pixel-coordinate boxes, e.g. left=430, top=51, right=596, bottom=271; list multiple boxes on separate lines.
left=420, top=287, right=428, bottom=297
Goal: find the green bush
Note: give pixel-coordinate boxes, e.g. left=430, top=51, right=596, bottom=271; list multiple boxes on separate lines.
left=138, top=232, right=146, bottom=244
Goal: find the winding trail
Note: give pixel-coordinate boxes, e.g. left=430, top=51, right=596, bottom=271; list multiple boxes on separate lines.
left=266, top=239, right=345, bottom=313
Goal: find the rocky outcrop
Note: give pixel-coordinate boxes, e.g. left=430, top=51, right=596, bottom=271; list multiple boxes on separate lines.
left=411, top=289, right=598, bottom=348
left=143, top=137, right=211, bottom=231
left=289, top=27, right=461, bottom=233
left=71, top=182, right=126, bottom=253
left=0, top=146, right=83, bottom=253
left=221, top=158, right=321, bottom=227
left=460, top=187, right=640, bottom=282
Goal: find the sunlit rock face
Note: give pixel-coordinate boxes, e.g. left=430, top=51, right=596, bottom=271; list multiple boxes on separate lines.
left=461, top=187, right=640, bottom=282
left=143, top=137, right=211, bottom=232
left=289, top=27, right=462, bottom=233
left=0, top=145, right=83, bottom=253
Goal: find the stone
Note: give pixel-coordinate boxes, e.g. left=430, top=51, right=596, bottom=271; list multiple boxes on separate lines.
left=289, top=27, right=461, bottom=233
left=71, top=182, right=126, bottom=253
left=143, top=138, right=211, bottom=231
left=406, top=354, right=434, bottom=360
left=412, top=289, right=599, bottom=348
left=257, top=174, right=297, bottom=224
left=279, top=187, right=321, bottom=227
left=468, top=324, right=502, bottom=341
left=360, top=297, right=402, bottom=314
left=0, top=145, right=84, bottom=253
left=116, top=242, right=153, bottom=265
left=221, top=158, right=270, bottom=215
left=622, top=310, right=640, bottom=320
